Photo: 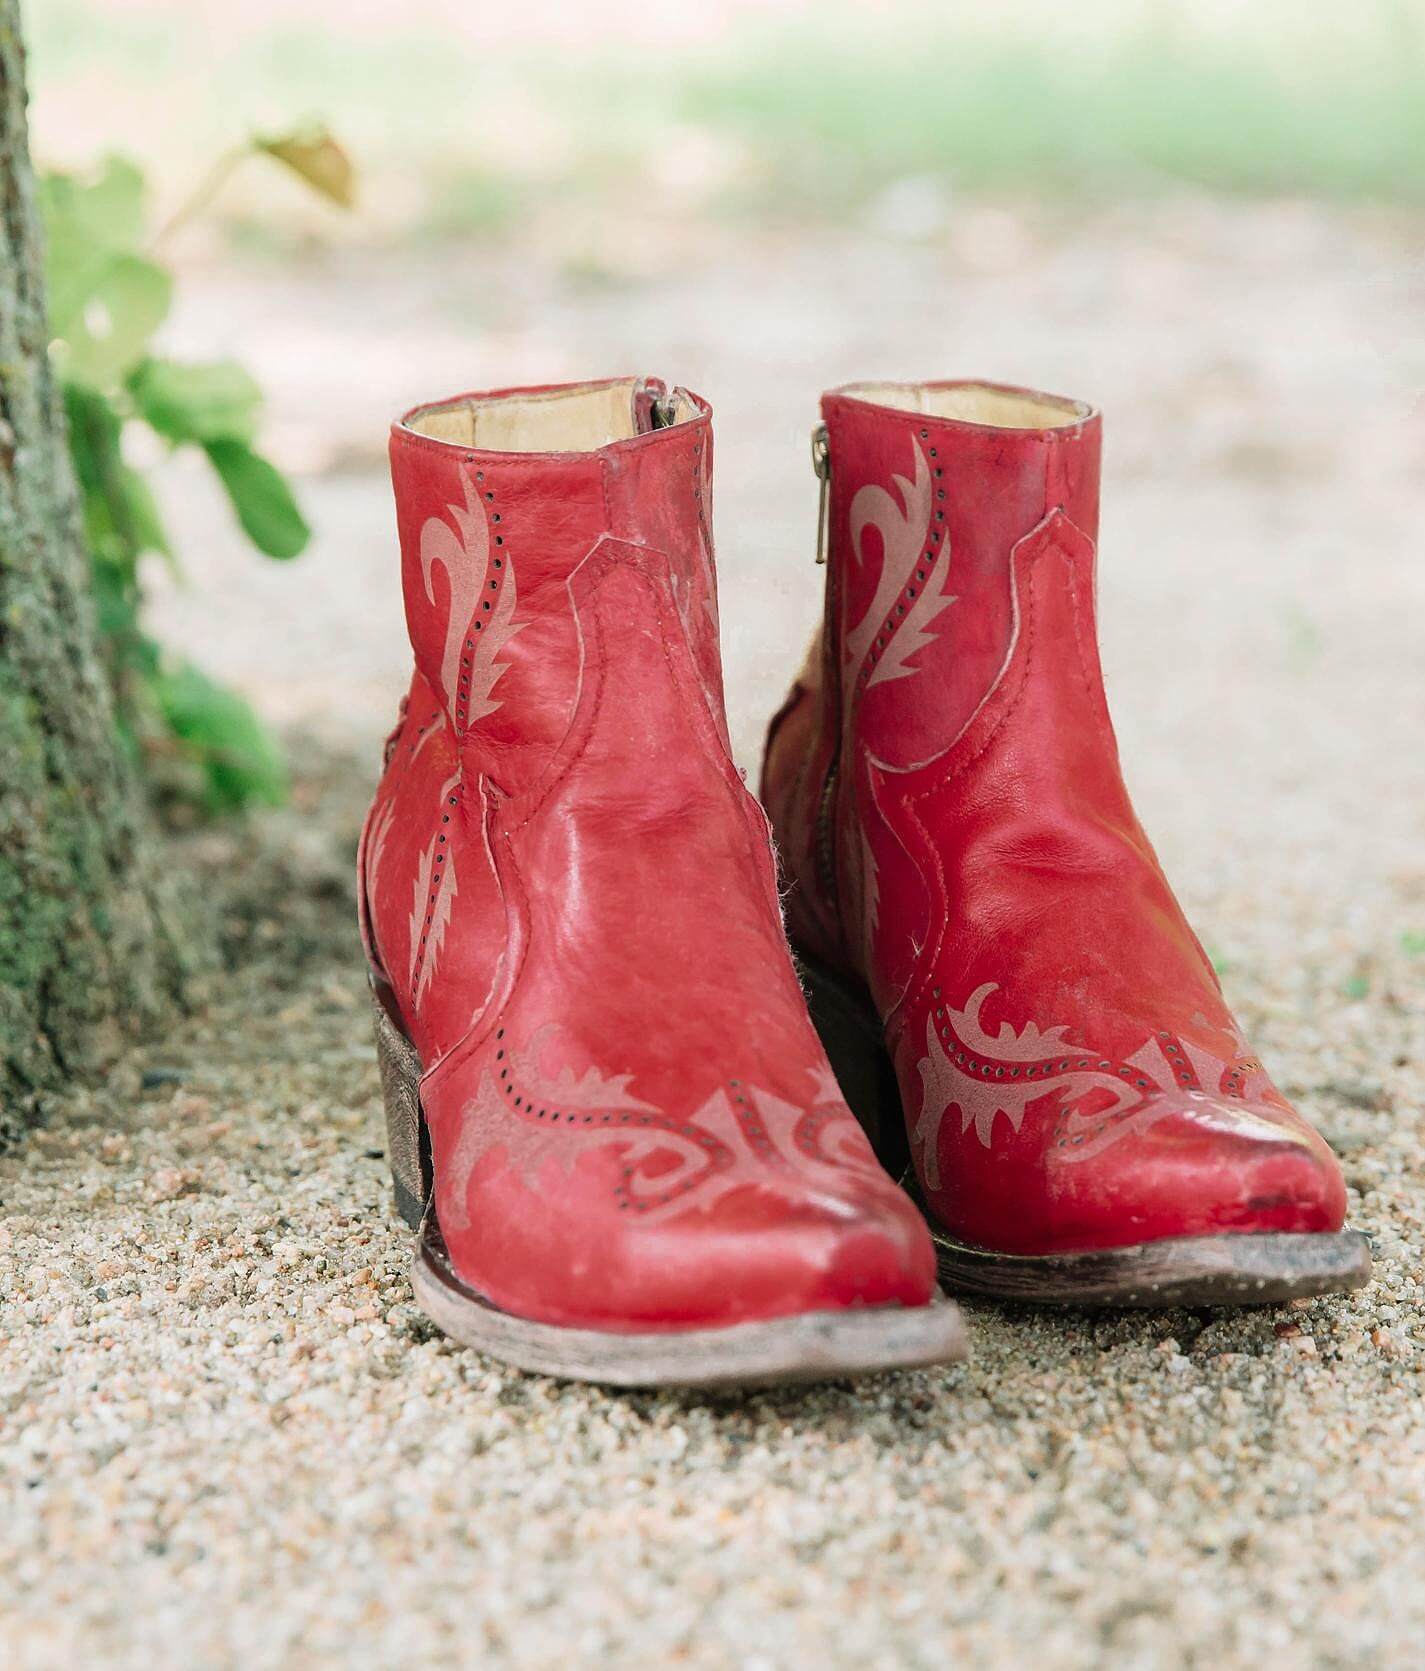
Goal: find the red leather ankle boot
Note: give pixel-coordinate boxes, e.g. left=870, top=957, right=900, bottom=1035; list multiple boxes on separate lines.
left=359, top=378, right=965, bottom=1383
left=762, top=380, right=1370, bottom=1306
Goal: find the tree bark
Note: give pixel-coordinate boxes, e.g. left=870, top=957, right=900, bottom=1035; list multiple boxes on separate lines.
left=0, top=0, right=192, bottom=1138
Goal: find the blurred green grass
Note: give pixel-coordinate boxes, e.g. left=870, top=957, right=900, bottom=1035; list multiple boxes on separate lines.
left=665, top=11, right=1425, bottom=206
left=30, top=0, right=1425, bottom=242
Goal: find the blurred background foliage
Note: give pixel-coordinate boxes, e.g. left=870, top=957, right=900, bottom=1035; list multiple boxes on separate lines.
left=30, top=0, right=1425, bottom=257
left=38, top=133, right=350, bottom=812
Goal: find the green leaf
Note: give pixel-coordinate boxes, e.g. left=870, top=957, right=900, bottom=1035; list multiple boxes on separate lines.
left=255, top=126, right=356, bottom=208
left=66, top=381, right=134, bottom=574
left=40, top=155, right=145, bottom=247
left=41, top=157, right=169, bottom=385
left=203, top=439, right=310, bottom=559
left=64, top=380, right=124, bottom=498
left=53, top=253, right=172, bottom=388
left=154, top=660, right=288, bottom=810
left=119, top=465, right=174, bottom=563
left=79, top=466, right=172, bottom=572
left=129, top=357, right=262, bottom=445
left=39, top=156, right=147, bottom=334
left=63, top=381, right=172, bottom=570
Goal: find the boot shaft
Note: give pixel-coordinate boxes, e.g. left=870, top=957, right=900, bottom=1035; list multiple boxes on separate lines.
left=820, top=380, right=1101, bottom=768
left=389, top=377, right=724, bottom=796
left=368, top=377, right=739, bottom=1062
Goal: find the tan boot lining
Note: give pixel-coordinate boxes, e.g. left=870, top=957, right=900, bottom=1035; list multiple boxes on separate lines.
left=842, top=382, right=1088, bottom=431
left=407, top=379, right=644, bottom=452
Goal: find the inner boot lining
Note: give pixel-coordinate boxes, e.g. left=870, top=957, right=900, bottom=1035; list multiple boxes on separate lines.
left=406, top=379, right=656, bottom=453
left=842, top=381, right=1089, bottom=431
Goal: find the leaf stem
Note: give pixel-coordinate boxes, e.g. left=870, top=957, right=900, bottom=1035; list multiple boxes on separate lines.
left=152, top=142, right=253, bottom=250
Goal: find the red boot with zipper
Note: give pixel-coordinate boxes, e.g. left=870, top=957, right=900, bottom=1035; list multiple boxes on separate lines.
left=359, top=377, right=965, bottom=1383
left=762, top=380, right=1370, bottom=1305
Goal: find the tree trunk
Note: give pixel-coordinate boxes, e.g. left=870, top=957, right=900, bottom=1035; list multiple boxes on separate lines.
left=0, top=0, right=192, bottom=1139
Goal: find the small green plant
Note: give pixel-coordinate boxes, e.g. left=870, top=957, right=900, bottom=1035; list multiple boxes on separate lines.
left=39, top=128, right=354, bottom=811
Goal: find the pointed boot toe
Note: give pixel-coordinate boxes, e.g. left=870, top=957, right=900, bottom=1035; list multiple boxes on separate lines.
left=1036, top=1095, right=1350, bottom=1247
left=814, top=1199, right=940, bottom=1310
left=586, top=1182, right=939, bottom=1329
left=685, top=1173, right=940, bottom=1315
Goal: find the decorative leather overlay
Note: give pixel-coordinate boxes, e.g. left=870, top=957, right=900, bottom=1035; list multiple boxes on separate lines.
left=419, top=474, right=522, bottom=726
left=439, top=1034, right=885, bottom=1231
left=406, top=771, right=462, bottom=1005
left=839, top=438, right=957, bottom=968
left=914, top=982, right=1293, bottom=1186
left=364, top=794, right=396, bottom=911
left=844, top=442, right=956, bottom=707
left=386, top=473, right=523, bottom=1018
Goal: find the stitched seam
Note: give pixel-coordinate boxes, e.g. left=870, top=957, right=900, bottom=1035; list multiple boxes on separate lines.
left=648, top=585, right=803, bottom=966
left=894, top=552, right=1044, bottom=1022
left=423, top=792, right=527, bottom=1092
left=1065, top=539, right=1117, bottom=753
left=925, top=550, right=1041, bottom=790
left=506, top=548, right=735, bottom=834
left=893, top=790, right=947, bottom=1036
left=506, top=572, right=612, bottom=834
left=642, top=560, right=772, bottom=849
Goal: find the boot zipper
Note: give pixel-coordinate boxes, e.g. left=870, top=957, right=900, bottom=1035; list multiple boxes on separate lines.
left=632, top=376, right=684, bottom=431
left=811, top=421, right=830, bottom=564
left=810, top=420, right=840, bottom=904
left=650, top=387, right=689, bottom=429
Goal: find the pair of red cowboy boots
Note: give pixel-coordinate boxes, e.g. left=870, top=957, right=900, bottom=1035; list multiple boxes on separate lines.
left=359, top=375, right=1369, bottom=1387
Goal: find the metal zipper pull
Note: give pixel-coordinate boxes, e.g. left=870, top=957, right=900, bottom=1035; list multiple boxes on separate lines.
left=634, top=376, right=681, bottom=430
left=811, top=422, right=830, bottom=564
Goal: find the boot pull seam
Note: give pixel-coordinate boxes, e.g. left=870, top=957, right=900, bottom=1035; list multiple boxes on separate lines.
left=421, top=779, right=526, bottom=1094
left=1064, top=535, right=1120, bottom=759
left=889, top=511, right=1106, bottom=1029
left=886, top=526, right=1052, bottom=1032
left=501, top=569, right=615, bottom=835
left=501, top=539, right=751, bottom=836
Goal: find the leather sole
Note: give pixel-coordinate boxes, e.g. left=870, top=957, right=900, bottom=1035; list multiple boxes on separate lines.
left=796, top=950, right=1373, bottom=1309
left=368, top=977, right=969, bottom=1387
left=926, top=1225, right=1372, bottom=1308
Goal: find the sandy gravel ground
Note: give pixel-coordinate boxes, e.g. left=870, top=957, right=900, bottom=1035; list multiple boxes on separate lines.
left=3, top=200, right=1424, bottom=1667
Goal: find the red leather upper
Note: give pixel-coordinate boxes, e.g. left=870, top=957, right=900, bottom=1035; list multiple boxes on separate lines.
left=763, top=382, right=1347, bottom=1256
left=360, top=379, right=935, bottom=1329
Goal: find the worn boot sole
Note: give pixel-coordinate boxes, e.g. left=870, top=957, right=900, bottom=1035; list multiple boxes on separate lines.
left=369, top=978, right=968, bottom=1387
left=798, top=951, right=1373, bottom=1309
